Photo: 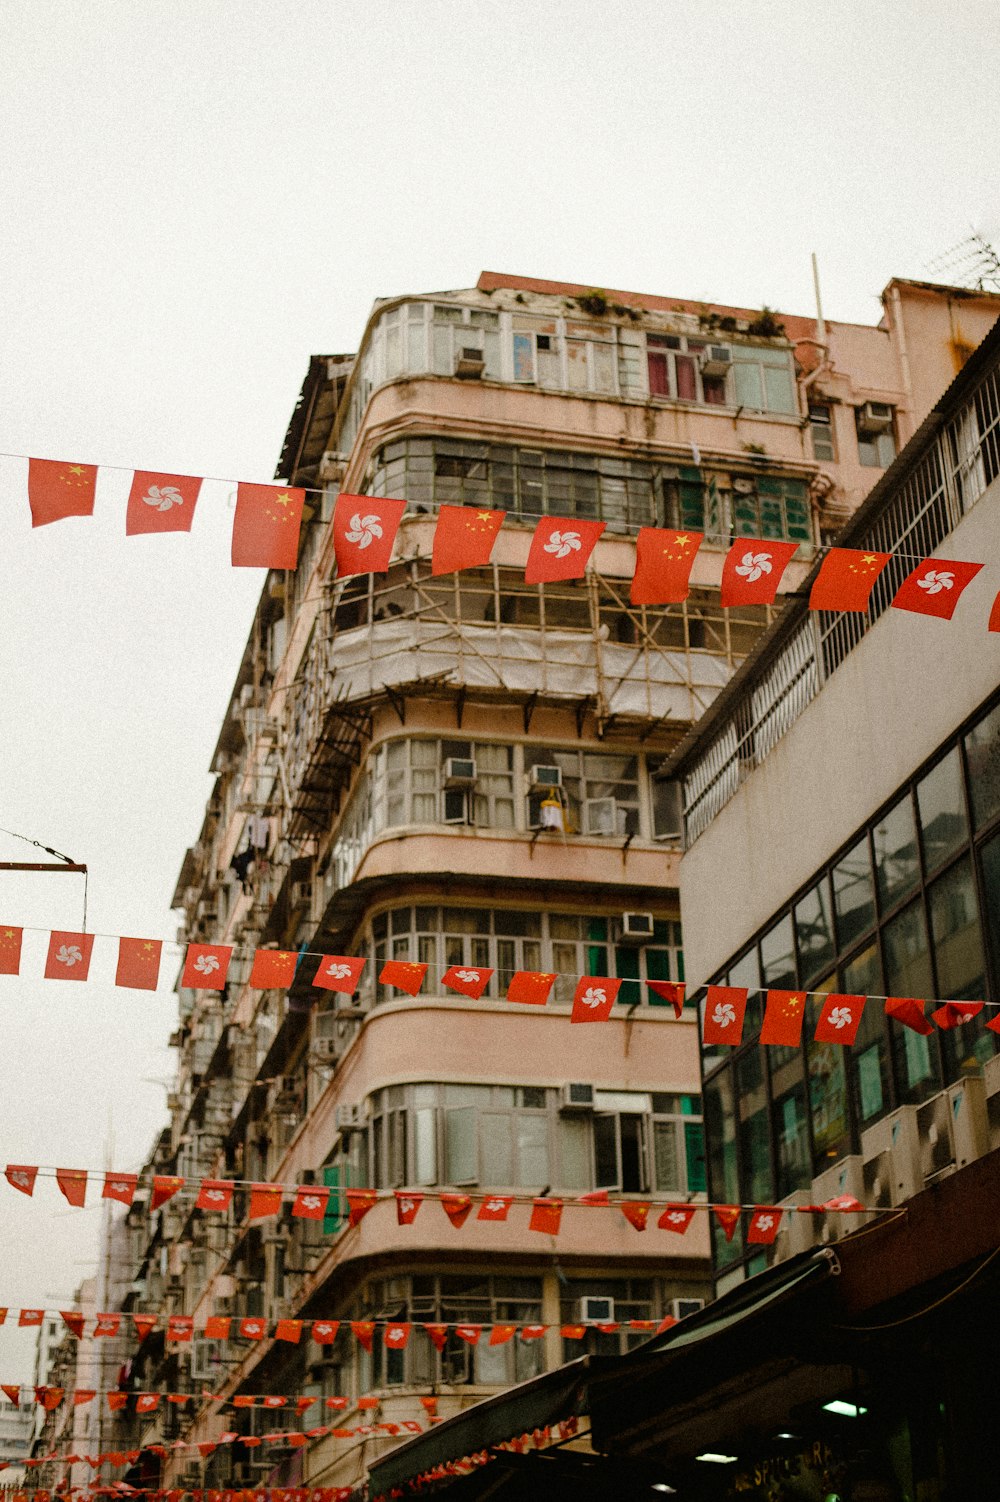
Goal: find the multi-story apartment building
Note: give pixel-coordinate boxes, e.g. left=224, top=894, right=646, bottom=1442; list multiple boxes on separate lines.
left=78, top=271, right=997, bottom=1499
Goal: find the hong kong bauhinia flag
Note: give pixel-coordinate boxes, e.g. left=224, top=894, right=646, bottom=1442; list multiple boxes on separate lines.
left=115, top=937, right=162, bottom=991
left=570, top=975, right=621, bottom=1023
left=702, top=986, right=748, bottom=1046
left=126, top=471, right=203, bottom=536
left=312, top=955, right=366, bottom=993
left=631, top=529, right=703, bottom=604
left=44, top=931, right=94, bottom=982
left=813, top=993, right=866, bottom=1045
left=890, top=558, right=982, bottom=619
left=181, top=943, right=232, bottom=990
left=432, top=505, right=505, bottom=575
left=525, top=518, right=605, bottom=584
left=720, top=538, right=798, bottom=607
left=27, top=459, right=98, bottom=527
left=441, top=965, right=492, bottom=999
left=333, top=494, right=407, bottom=576
left=231, top=483, right=305, bottom=569
left=808, top=548, right=891, bottom=612
left=102, top=1172, right=138, bottom=1206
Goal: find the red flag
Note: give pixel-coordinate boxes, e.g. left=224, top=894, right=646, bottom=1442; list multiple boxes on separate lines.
left=125, top=471, right=202, bottom=536
left=231, top=484, right=305, bottom=569
left=932, top=1001, right=984, bottom=1029
left=73, top=1390, right=96, bottom=1406
left=350, top=1321, right=376, bottom=1352
left=204, top=1317, right=231, bottom=1340
left=37, top=1387, right=65, bottom=1412
left=93, top=1314, right=121, bottom=1337
left=167, top=1316, right=194, bottom=1342
left=524, top=518, right=605, bottom=584
left=394, top=1191, right=423, bottom=1225
left=102, top=1172, right=138, bottom=1207
left=989, top=591, right=1000, bottom=633
left=196, top=1179, right=235, bottom=1212
left=379, top=959, right=428, bottom=996
left=440, top=1193, right=473, bottom=1228
left=631, top=528, right=703, bottom=604
left=346, top=1189, right=377, bottom=1227
left=151, top=1176, right=184, bottom=1209
left=658, top=1205, right=695, bottom=1233
left=312, top=1320, right=340, bottom=1345
left=249, top=1184, right=283, bottom=1220
left=520, top=1324, right=548, bottom=1341
left=135, top=1394, right=160, bottom=1413
left=44, top=932, right=94, bottom=982
left=181, top=944, right=232, bottom=990
left=249, top=949, right=298, bottom=989
left=647, top=980, right=685, bottom=1017
left=620, top=1202, right=651, bottom=1232
left=27, top=459, right=97, bottom=528
left=891, top=559, right=982, bottom=620
left=476, top=1194, right=512, bottom=1222
left=422, top=1324, right=448, bottom=1351
left=333, top=494, right=407, bottom=576
left=132, top=1315, right=157, bottom=1341
left=655, top=1315, right=680, bottom=1334
left=813, top=993, right=866, bottom=1045
left=454, top=1324, right=482, bottom=1346
left=720, top=539, right=798, bottom=606
left=56, top=1169, right=87, bottom=1207
left=885, top=996, right=933, bottom=1035
left=432, top=505, right=505, bottom=575
left=384, top=1323, right=411, bottom=1350
left=441, top=964, right=492, bottom=999
left=808, top=547, right=891, bottom=611
left=0, top=926, right=23, bottom=975
left=60, top=1312, right=85, bottom=1338
left=488, top=1325, right=515, bottom=1346
left=1, top=1384, right=21, bottom=1403
left=578, top=1189, right=609, bottom=1204
left=747, top=1207, right=783, bottom=1245
left=292, top=1186, right=329, bottom=1221
left=313, top=955, right=366, bottom=994
left=571, top=975, right=621, bottom=1023
left=713, top=1205, right=741, bottom=1242
left=507, top=970, right=556, bottom=1006
left=239, top=1317, right=268, bottom=1340
left=629, top=1319, right=656, bottom=1332
left=6, top=1165, right=38, bottom=1196
left=115, top=938, right=162, bottom=991
left=560, top=1324, right=586, bottom=1340
left=703, top=986, right=748, bottom=1046
left=19, top=1309, right=44, bottom=1326
left=528, top=1197, right=563, bottom=1235
left=275, top=1320, right=303, bottom=1344
left=759, top=990, right=806, bottom=1047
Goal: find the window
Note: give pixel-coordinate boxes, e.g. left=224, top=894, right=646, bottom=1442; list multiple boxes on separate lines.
left=856, top=407, right=897, bottom=468
left=524, top=746, right=640, bottom=836
left=731, top=344, right=797, bottom=414
left=873, top=796, right=920, bottom=911
left=965, top=703, right=1000, bottom=829
left=833, top=836, right=876, bottom=947
left=730, top=475, right=812, bottom=546
left=917, top=751, right=969, bottom=872
left=809, top=403, right=836, bottom=462
left=795, top=880, right=835, bottom=985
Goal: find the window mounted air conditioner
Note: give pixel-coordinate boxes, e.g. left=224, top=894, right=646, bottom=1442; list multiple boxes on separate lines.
left=857, top=401, right=894, bottom=434
left=700, top=345, right=732, bottom=377
left=811, top=1154, right=865, bottom=1211
left=584, top=797, right=626, bottom=837
left=860, top=1106, right=921, bottom=1204
left=335, top=1103, right=364, bottom=1133
left=579, top=1296, right=614, bottom=1324
left=444, top=757, right=477, bottom=787
left=946, top=1077, right=989, bottom=1167
left=619, top=912, right=655, bottom=942
left=560, top=1082, right=596, bottom=1112
left=314, top=1037, right=340, bottom=1062
left=455, top=347, right=486, bottom=379
left=528, top=765, right=562, bottom=790
left=670, top=1297, right=704, bottom=1320
left=916, top=1091, right=956, bottom=1182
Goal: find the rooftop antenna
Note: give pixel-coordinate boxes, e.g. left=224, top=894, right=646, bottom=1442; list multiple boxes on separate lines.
left=926, top=231, right=1000, bottom=292
left=811, top=252, right=827, bottom=346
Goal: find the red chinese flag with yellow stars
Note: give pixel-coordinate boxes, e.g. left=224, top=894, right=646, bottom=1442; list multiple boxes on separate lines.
left=441, top=964, right=492, bottom=999
left=489, top=1324, right=516, bottom=1346
left=988, top=591, right=1000, bottom=633
left=422, top=1324, right=448, bottom=1352
left=620, top=1201, right=651, bottom=1232
left=525, top=518, right=605, bottom=584
left=747, top=1207, right=783, bottom=1245
left=151, top=1175, right=183, bottom=1209
left=702, top=986, right=748, bottom=1046
left=891, top=559, right=982, bottom=620
left=759, top=989, right=807, bottom=1047
left=0, top=926, right=23, bottom=975
left=204, top=1316, right=231, bottom=1340
left=249, top=1183, right=283, bottom=1220
left=813, top=993, right=866, bottom=1045
left=379, top=959, right=428, bottom=996
left=275, top=1319, right=303, bottom=1344
left=231, top=483, right=305, bottom=569
left=181, top=943, right=232, bottom=990
left=249, top=948, right=299, bottom=989
left=27, top=459, right=98, bottom=527
left=507, top=970, right=556, bottom=1006
left=126, top=471, right=203, bottom=536
left=115, top=938, right=162, bottom=991
left=44, top=931, right=94, bottom=982
left=440, top=1193, right=473, bottom=1228
left=132, top=1314, right=157, bottom=1340
left=884, top=996, right=934, bottom=1035
left=631, top=529, right=703, bottom=604
left=333, top=494, right=407, bottom=576
left=432, top=505, right=505, bottom=575
left=720, top=539, right=799, bottom=606
left=647, top=981, right=685, bottom=1017
left=350, top=1320, right=376, bottom=1352
left=345, top=1188, right=377, bottom=1227
left=713, top=1205, right=741, bottom=1242
left=56, top=1169, right=87, bottom=1207
left=808, top=548, right=891, bottom=611
left=528, top=1197, right=563, bottom=1235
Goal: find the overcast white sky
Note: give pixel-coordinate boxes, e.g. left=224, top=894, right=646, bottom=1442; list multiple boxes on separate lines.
left=0, top=0, right=997, bottom=1385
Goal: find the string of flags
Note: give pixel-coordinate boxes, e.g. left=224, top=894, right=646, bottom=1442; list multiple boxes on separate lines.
left=9, top=455, right=1000, bottom=626
left=700, top=985, right=997, bottom=1046
left=3, top=1491, right=362, bottom=1502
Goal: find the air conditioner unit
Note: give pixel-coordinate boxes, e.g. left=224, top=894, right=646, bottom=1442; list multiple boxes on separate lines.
left=314, top=1036, right=340, bottom=1062
left=861, top=1106, right=922, bottom=1204
left=585, top=797, right=626, bottom=837
left=189, top=1337, right=226, bottom=1381
left=267, top=1076, right=301, bottom=1113
left=619, top=912, right=655, bottom=942
left=560, top=1082, right=596, bottom=1112
left=946, top=1077, right=988, bottom=1168
left=700, top=345, right=732, bottom=377
left=455, top=346, right=486, bottom=378
left=916, top=1091, right=956, bottom=1182
left=773, top=1191, right=816, bottom=1258
left=670, top=1297, right=705, bottom=1320
left=335, top=1103, right=365, bottom=1133
left=528, top=764, right=562, bottom=790
left=811, top=1154, right=865, bottom=1211
left=579, top=1296, right=614, bottom=1324
left=318, top=451, right=345, bottom=482
left=444, top=757, right=478, bottom=788
left=857, top=401, right=894, bottom=434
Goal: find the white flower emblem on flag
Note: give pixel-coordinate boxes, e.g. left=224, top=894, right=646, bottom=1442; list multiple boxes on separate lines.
left=193, top=954, right=221, bottom=976
left=300, top=1195, right=322, bottom=1211
left=10, top=1172, right=31, bottom=1188
left=265, top=1396, right=284, bottom=1407
left=345, top=513, right=384, bottom=549
left=398, top=1198, right=415, bottom=1214
left=917, top=569, right=954, bottom=595
left=580, top=986, right=607, bottom=1008
left=484, top=1197, right=508, bottom=1213
left=734, top=550, right=773, bottom=584
left=314, top=1323, right=334, bottom=1336
left=109, top=1182, right=131, bottom=1196
left=322, top=961, right=353, bottom=980
left=828, top=1005, right=853, bottom=1030
left=386, top=1328, right=406, bottom=1344
left=542, top=529, right=582, bottom=560
left=203, top=1189, right=227, bottom=1204
left=711, top=1001, right=737, bottom=1028
left=755, top=1214, right=774, bottom=1231
left=666, top=1210, right=688, bottom=1225
left=456, top=1327, right=477, bottom=1339
left=455, top=968, right=481, bottom=983
left=142, top=485, right=184, bottom=512
left=244, top=1321, right=263, bottom=1335
left=56, top=944, right=83, bottom=967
